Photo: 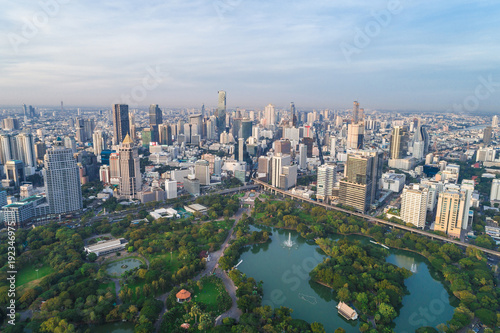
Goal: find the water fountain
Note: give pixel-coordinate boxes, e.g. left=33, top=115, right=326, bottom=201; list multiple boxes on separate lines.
left=283, top=233, right=294, bottom=248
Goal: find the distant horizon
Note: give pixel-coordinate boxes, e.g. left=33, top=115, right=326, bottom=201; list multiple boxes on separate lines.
left=2, top=1, right=500, bottom=112
left=0, top=104, right=497, bottom=117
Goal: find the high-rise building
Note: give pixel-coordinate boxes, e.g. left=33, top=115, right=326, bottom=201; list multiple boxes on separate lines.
left=491, top=179, right=500, bottom=201
left=275, top=140, right=291, bottom=155
left=5, top=160, right=24, bottom=187
left=483, top=126, right=493, bottom=145
left=109, top=152, right=120, bottom=184
left=493, top=115, right=499, bottom=128
left=83, top=119, right=95, bottom=142
left=34, top=142, right=46, bottom=163
left=271, top=154, right=291, bottom=188
left=346, top=123, right=364, bottom=149
left=240, top=119, right=253, bottom=141
left=165, top=180, right=177, bottom=199
left=149, top=104, right=162, bottom=127
left=190, top=114, right=203, bottom=139
left=159, top=124, right=172, bottom=145
left=299, top=143, right=307, bottom=170
left=291, top=102, right=297, bottom=127
left=64, top=136, right=77, bottom=153
left=339, top=151, right=382, bottom=213
left=195, top=160, right=210, bottom=185
left=119, top=134, right=141, bottom=199
left=3, top=118, right=20, bottom=131
left=435, top=190, right=466, bottom=238
left=401, top=185, right=428, bottom=228
left=264, top=104, right=276, bottom=128
left=217, top=90, right=227, bottom=132
left=238, top=138, right=245, bottom=162
left=352, top=101, right=360, bottom=124
left=390, top=126, right=409, bottom=159
left=112, top=104, right=130, bottom=145
left=92, top=130, right=106, bottom=156
left=317, top=164, right=336, bottom=202
left=43, top=144, right=83, bottom=214
left=16, top=132, right=36, bottom=176
left=0, top=134, right=18, bottom=164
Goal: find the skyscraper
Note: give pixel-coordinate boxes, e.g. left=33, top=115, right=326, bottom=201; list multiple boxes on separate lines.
left=291, top=102, right=297, bottom=127
left=271, top=154, right=291, bottom=188
left=93, top=130, right=106, bottom=156
left=483, top=126, right=493, bottom=145
left=217, top=90, right=226, bottom=132
left=195, top=160, right=210, bottom=185
left=352, top=101, right=360, bottom=123
left=43, top=143, right=83, bottom=214
left=346, top=123, right=364, bottom=149
left=339, top=151, right=382, bottom=213
left=401, top=185, right=428, bottom=229
left=493, top=115, right=498, bottom=128
left=389, top=126, right=409, bottom=159
left=112, top=104, right=130, bottom=145
left=16, top=132, right=36, bottom=176
left=435, top=190, right=465, bottom=238
left=299, top=143, right=307, bottom=170
left=149, top=104, right=162, bottom=142
left=264, top=104, right=276, bottom=128
left=119, top=134, right=141, bottom=199
left=317, top=164, right=336, bottom=202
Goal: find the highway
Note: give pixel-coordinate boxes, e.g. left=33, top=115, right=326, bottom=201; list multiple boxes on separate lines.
left=253, top=179, right=500, bottom=258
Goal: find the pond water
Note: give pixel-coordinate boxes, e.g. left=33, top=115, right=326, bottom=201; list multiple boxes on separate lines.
left=106, top=258, right=143, bottom=276
left=238, top=226, right=455, bottom=332
left=85, top=322, right=134, bottom=333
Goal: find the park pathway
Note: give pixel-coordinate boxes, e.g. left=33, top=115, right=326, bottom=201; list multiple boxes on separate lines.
left=154, top=207, right=248, bottom=332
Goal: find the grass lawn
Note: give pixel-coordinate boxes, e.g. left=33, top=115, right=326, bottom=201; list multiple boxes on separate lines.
left=98, top=282, right=116, bottom=293
left=235, top=193, right=245, bottom=198
left=17, top=263, right=54, bottom=287
left=254, top=212, right=266, bottom=220
left=147, top=251, right=182, bottom=272
left=193, top=280, right=222, bottom=312
left=212, top=219, right=233, bottom=230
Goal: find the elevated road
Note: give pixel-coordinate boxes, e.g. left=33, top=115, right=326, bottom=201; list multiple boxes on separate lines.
left=253, top=179, right=500, bottom=258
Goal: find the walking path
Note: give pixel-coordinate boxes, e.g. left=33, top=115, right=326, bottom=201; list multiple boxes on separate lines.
left=154, top=207, right=247, bottom=332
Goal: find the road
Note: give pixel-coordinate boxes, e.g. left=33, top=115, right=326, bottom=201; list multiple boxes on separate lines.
left=88, top=185, right=257, bottom=225
left=253, top=179, right=500, bottom=258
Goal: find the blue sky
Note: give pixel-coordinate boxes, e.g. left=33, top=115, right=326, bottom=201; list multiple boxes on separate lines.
left=1, top=0, right=500, bottom=112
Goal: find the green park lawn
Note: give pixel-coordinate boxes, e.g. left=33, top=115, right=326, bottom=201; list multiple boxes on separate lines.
left=98, top=282, right=115, bottom=293
left=148, top=251, right=182, bottom=272
left=193, top=280, right=222, bottom=312
left=17, top=263, right=54, bottom=287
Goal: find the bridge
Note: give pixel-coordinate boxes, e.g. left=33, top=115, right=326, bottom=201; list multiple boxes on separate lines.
left=253, top=179, right=500, bottom=258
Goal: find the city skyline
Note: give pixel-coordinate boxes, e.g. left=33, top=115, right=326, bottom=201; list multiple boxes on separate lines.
left=2, top=1, right=500, bottom=111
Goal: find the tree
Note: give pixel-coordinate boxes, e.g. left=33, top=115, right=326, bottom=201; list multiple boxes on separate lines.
left=334, top=328, right=346, bottom=333
left=311, top=322, right=326, bottom=333
left=87, top=253, right=97, bottom=262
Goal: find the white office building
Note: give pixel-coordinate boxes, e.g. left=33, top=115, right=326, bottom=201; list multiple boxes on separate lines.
left=401, top=185, right=429, bottom=229
left=317, top=164, right=336, bottom=201
left=43, top=144, right=83, bottom=214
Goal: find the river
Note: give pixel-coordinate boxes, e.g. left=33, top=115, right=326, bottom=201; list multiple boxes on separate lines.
left=238, top=227, right=455, bottom=332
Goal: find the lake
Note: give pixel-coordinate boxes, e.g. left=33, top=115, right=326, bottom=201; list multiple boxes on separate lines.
left=238, top=227, right=455, bottom=332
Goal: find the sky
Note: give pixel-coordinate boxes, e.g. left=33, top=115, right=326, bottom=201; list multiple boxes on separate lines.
left=1, top=0, right=500, bottom=112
